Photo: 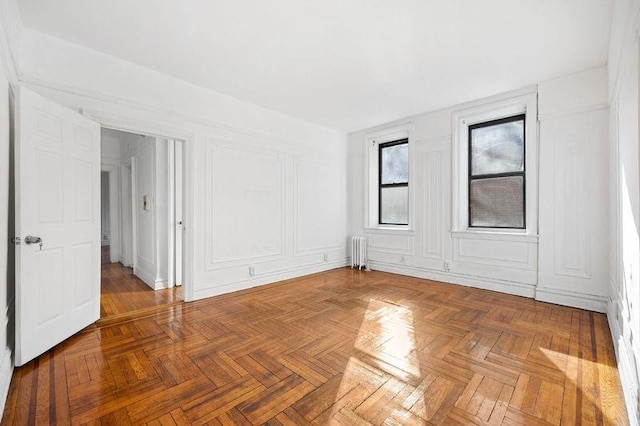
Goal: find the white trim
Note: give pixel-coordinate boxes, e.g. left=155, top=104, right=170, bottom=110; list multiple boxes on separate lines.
left=131, top=157, right=138, bottom=271
left=363, top=122, right=414, bottom=229
left=22, top=77, right=344, bottom=157
left=133, top=264, right=168, bottom=290
left=0, top=298, right=14, bottom=417
left=83, top=110, right=196, bottom=301
left=608, top=299, right=640, bottom=425
left=167, top=140, right=175, bottom=289
left=451, top=230, right=538, bottom=243
left=537, top=103, right=609, bottom=121
left=369, top=261, right=536, bottom=298
left=363, top=227, right=416, bottom=236
left=535, top=286, right=607, bottom=313
left=193, top=259, right=348, bottom=300
left=100, top=164, right=120, bottom=262
left=451, top=91, right=538, bottom=237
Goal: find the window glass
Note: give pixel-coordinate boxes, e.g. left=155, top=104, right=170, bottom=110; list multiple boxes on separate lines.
left=379, top=139, right=409, bottom=225
left=468, top=114, right=525, bottom=229
left=380, top=186, right=408, bottom=225
left=381, top=143, right=408, bottom=184
left=470, top=176, right=524, bottom=228
left=471, top=119, right=524, bottom=175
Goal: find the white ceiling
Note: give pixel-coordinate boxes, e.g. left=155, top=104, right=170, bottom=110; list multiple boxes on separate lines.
left=18, top=0, right=613, bottom=132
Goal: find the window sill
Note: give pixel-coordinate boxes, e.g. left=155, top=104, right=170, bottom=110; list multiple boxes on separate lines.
left=451, top=229, right=538, bottom=243
left=364, top=227, right=415, bottom=236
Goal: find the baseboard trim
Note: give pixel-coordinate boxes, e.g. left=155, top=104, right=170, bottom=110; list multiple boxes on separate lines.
left=0, top=345, right=13, bottom=417
left=0, top=299, right=14, bottom=417
left=535, top=286, right=607, bottom=313
left=368, top=261, right=536, bottom=298
left=193, top=259, right=348, bottom=300
left=608, top=298, right=639, bottom=425
left=133, top=266, right=156, bottom=290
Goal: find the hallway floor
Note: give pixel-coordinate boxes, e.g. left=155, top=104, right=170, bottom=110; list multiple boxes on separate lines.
left=100, top=262, right=182, bottom=319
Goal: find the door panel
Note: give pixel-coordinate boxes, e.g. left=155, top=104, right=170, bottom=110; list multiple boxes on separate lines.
left=15, top=87, right=100, bottom=366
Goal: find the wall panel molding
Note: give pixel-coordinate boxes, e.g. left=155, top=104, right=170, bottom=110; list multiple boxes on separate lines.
left=293, top=157, right=345, bottom=256
left=205, top=141, right=286, bottom=269
left=421, top=151, right=443, bottom=260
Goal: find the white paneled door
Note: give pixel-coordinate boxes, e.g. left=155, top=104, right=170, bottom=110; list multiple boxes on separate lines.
left=15, top=88, right=101, bottom=366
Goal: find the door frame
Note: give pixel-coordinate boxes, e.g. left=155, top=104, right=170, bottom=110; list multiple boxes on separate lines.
left=167, top=139, right=183, bottom=288
left=100, top=164, right=120, bottom=263
left=84, top=109, right=196, bottom=302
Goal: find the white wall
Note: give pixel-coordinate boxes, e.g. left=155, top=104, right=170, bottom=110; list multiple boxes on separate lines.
left=349, top=96, right=536, bottom=297
left=126, top=134, right=171, bottom=290
left=349, top=67, right=610, bottom=312
left=14, top=30, right=348, bottom=302
left=608, top=0, right=640, bottom=422
left=537, top=67, right=610, bottom=311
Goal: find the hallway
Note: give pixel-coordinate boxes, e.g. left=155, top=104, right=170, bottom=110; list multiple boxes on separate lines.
left=101, top=262, right=182, bottom=319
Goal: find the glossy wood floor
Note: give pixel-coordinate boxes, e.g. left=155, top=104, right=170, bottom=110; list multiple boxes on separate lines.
left=100, top=262, right=182, bottom=318
left=2, top=269, right=628, bottom=425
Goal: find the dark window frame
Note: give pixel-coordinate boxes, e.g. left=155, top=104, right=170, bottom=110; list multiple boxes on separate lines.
left=468, top=114, right=526, bottom=229
left=378, top=138, right=409, bottom=226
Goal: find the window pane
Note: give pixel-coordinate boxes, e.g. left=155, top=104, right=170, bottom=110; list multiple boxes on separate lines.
left=471, top=119, right=524, bottom=175
left=381, top=143, right=408, bottom=184
left=380, top=186, right=408, bottom=224
left=470, top=176, right=524, bottom=228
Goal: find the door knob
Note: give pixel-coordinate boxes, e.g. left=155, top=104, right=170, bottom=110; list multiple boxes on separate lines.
left=25, top=235, right=43, bottom=250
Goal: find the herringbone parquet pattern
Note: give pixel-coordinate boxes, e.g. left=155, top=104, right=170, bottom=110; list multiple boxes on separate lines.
left=1, top=267, right=629, bottom=425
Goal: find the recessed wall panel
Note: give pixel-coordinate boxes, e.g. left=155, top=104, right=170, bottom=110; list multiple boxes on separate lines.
left=208, top=145, right=284, bottom=264
left=422, top=152, right=443, bottom=259
left=295, top=160, right=344, bottom=253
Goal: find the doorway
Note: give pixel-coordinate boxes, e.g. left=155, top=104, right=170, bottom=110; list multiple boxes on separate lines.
left=100, top=128, right=185, bottom=318
left=100, top=171, right=110, bottom=263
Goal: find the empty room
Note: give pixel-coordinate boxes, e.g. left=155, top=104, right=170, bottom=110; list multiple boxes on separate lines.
left=0, top=0, right=637, bottom=424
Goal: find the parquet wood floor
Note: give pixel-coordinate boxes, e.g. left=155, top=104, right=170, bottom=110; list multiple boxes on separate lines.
left=2, top=268, right=629, bottom=425
left=100, top=263, right=182, bottom=318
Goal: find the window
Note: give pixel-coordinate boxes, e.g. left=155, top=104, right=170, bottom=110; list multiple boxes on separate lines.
left=379, top=139, right=408, bottom=225
left=468, top=114, right=525, bottom=228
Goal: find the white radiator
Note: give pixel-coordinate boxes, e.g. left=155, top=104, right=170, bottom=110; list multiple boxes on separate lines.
left=351, top=236, right=368, bottom=270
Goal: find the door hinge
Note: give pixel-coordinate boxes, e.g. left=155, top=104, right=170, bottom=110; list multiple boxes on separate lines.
left=10, top=237, right=20, bottom=245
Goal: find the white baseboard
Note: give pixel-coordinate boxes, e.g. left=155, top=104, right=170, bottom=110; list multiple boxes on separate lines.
left=368, top=261, right=536, bottom=298
left=0, top=345, right=13, bottom=416
left=608, top=298, right=639, bottom=425
left=133, top=266, right=157, bottom=290
left=193, top=259, right=348, bottom=300
left=153, top=279, right=168, bottom=290
left=0, top=299, right=14, bottom=417
left=535, top=286, right=607, bottom=313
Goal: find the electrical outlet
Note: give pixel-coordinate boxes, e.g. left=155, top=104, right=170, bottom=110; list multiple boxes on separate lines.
left=323, top=253, right=329, bottom=262
left=400, top=256, right=406, bottom=263
left=249, top=266, right=255, bottom=277
left=444, top=261, right=450, bottom=272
